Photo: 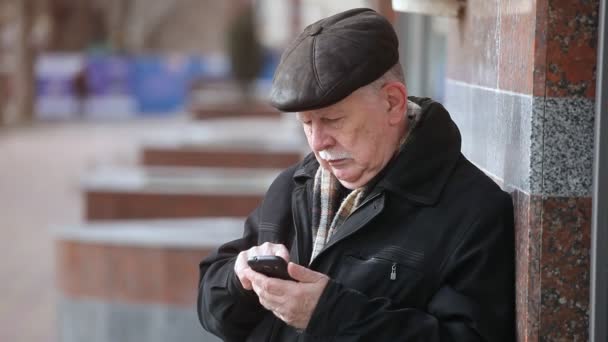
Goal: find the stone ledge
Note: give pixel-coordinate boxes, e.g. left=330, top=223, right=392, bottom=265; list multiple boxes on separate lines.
left=190, top=101, right=281, bottom=120
left=141, top=146, right=302, bottom=169
left=81, top=166, right=281, bottom=195
left=59, top=297, right=221, bottom=342
left=55, top=218, right=244, bottom=248
left=142, top=116, right=304, bottom=153
left=56, top=219, right=244, bottom=306
left=85, top=192, right=262, bottom=220
left=82, top=166, right=275, bottom=220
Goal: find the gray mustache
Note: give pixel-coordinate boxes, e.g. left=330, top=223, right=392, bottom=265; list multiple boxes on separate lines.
left=319, top=149, right=352, bottom=160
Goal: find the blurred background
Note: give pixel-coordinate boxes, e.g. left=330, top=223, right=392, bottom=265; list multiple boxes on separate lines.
left=1, top=0, right=604, bottom=341
left=0, top=1, right=448, bottom=341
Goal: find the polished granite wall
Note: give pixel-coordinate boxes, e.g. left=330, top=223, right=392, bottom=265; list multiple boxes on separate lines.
left=443, top=0, right=599, bottom=340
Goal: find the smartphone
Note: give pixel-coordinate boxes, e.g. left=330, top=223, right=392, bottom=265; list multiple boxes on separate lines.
left=247, top=255, right=294, bottom=281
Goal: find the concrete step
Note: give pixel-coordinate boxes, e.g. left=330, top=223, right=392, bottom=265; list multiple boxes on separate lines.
left=190, top=101, right=281, bottom=120
left=82, top=166, right=281, bottom=220
left=55, top=218, right=243, bottom=342
left=139, top=116, right=306, bottom=168
left=141, top=141, right=303, bottom=169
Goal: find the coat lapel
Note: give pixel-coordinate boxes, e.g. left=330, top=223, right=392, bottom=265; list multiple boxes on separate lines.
left=309, top=193, right=385, bottom=267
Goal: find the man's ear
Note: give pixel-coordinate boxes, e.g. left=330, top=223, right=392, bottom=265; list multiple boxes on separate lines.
left=383, top=82, right=407, bottom=125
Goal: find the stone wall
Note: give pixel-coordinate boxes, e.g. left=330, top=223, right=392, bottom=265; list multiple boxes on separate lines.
left=443, top=0, right=598, bottom=340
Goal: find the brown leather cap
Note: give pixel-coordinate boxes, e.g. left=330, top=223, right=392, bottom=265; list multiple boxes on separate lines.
left=270, top=8, right=399, bottom=112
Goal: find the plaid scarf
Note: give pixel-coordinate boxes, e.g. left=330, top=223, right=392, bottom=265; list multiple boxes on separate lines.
left=309, top=167, right=366, bottom=261
left=309, top=100, right=422, bottom=262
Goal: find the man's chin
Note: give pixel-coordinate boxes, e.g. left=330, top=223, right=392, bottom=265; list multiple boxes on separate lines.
left=332, top=171, right=363, bottom=189
left=335, top=178, right=360, bottom=190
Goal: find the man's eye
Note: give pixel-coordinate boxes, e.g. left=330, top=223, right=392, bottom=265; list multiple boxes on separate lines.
left=322, top=117, right=341, bottom=123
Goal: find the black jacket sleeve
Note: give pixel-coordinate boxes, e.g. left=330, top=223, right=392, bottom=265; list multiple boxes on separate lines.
left=197, top=165, right=299, bottom=341
left=197, top=206, right=266, bottom=342
left=303, top=192, right=515, bottom=341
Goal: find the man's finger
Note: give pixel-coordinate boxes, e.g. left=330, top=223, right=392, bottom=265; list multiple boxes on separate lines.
left=250, top=280, right=286, bottom=311
left=273, top=247, right=290, bottom=262
left=234, top=253, right=253, bottom=290
left=287, top=262, right=325, bottom=283
left=240, top=277, right=253, bottom=290
left=243, top=268, right=263, bottom=284
left=246, top=269, right=289, bottom=296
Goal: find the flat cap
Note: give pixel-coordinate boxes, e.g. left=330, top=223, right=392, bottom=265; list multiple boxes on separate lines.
left=270, top=8, right=399, bottom=112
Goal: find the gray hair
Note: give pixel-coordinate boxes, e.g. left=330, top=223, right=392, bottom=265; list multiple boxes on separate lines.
left=367, top=62, right=406, bottom=91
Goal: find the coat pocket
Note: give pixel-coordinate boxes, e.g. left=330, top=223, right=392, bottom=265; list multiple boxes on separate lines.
left=335, top=248, right=425, bottom=303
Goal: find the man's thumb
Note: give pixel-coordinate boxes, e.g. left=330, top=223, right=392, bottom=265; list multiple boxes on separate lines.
left=288, top=262, right=323, bottom=283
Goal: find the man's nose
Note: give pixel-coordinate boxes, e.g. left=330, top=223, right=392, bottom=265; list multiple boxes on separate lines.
left=310, top=123, right=333, bottom=151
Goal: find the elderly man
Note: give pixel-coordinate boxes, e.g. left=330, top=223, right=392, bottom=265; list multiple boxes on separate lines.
left=198, top=8, right=514, bottom=341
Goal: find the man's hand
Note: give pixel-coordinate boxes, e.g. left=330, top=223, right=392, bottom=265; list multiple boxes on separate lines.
left=234, top=242, right=290, bottom=290
left=245, top=262, right=329, bottom=330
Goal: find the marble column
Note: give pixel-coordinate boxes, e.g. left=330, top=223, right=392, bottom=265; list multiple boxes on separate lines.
left=443, top=0, right=599, bottom=340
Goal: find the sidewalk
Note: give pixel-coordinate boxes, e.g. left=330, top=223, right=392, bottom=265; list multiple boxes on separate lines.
left=0, top=118, right=184, bottom=342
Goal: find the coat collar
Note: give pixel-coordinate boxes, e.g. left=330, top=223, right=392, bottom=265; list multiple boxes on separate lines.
left=293, top=97, right=462, bottom=206
left=293, top=152, right=319, bottom=182
left=378, top=97, right=462, bottom=205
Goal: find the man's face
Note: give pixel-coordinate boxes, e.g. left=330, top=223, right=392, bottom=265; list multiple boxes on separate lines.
left=297, top=86, right=403, bottom=189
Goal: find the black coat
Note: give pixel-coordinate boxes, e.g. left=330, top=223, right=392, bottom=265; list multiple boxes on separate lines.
left=198, top=97, right=515, bottom=341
